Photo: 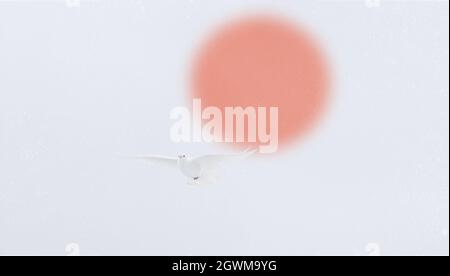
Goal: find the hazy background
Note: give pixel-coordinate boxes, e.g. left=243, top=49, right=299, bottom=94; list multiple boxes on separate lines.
left=0, top=0, right=448, bottom=256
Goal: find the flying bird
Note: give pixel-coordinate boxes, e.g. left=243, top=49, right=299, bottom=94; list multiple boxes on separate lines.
left=122, top=149, right=256, bottom=185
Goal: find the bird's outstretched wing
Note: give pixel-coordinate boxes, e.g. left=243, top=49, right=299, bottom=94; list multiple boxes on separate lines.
left=120, top=155, right=178, bottom=168
left=192, top=149, right=256, bottom=170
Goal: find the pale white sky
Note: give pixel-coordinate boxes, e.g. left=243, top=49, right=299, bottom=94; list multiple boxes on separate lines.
left=0, top=0, right=448, bottom=256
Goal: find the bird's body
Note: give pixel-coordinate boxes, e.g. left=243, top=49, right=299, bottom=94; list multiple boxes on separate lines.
left=123, top=149, right=255, bottom=185
left=178, top=157, right=202, bottom=180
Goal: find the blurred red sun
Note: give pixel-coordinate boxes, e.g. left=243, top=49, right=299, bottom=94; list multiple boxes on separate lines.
left=191, top=15, right=330, bottom=151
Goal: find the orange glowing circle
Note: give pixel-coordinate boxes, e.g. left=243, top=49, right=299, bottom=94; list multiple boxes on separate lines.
left=191, top=16, right=330, bottom=151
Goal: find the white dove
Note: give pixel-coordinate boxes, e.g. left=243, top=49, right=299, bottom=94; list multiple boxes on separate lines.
left=123, top=149, right=256, bottom=185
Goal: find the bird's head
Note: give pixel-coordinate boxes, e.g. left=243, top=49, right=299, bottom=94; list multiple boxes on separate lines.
left=178, top=154, right=187, bottom=160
